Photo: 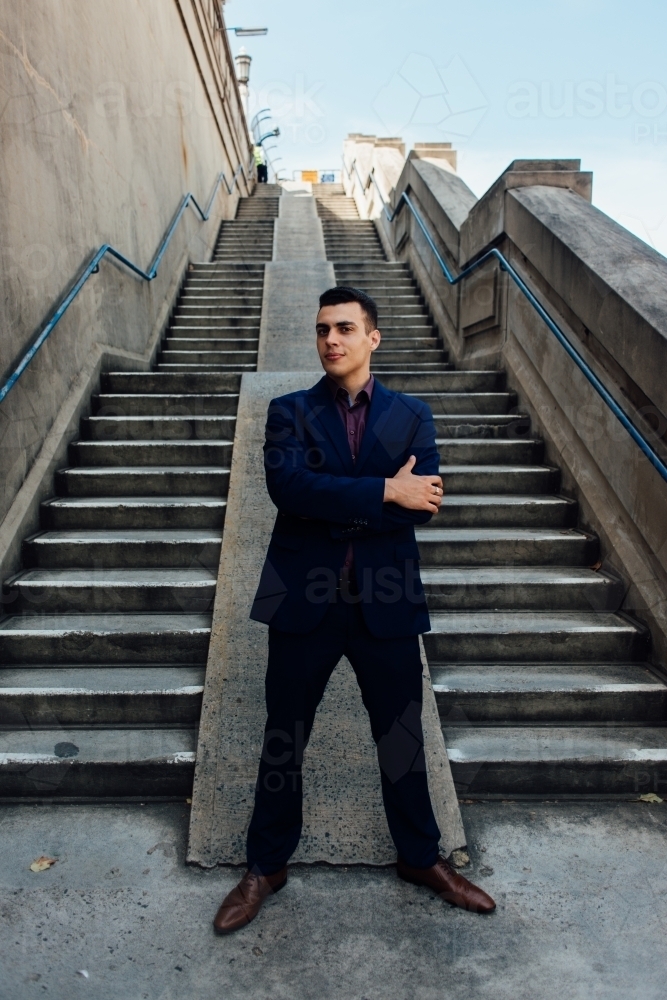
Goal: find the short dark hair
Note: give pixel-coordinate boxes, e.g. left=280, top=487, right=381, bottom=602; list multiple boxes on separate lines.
left=318, top=286, right=378, bottom=332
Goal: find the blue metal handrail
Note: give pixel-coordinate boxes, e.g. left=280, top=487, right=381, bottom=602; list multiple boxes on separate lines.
left=0, top=155, right=255, bottom=405
left=343, top=158, right=667, bottom=484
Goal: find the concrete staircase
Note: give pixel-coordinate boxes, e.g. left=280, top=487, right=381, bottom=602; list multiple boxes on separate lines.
left=0, top=190, right=278, bottom=799
left=213, top=184, right=280, bottom=265
left=316, top=191, right=386, bottom=262
left=315, top=185, right=667, bottom=798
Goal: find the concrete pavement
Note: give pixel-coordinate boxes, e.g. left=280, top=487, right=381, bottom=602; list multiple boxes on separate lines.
left=2, top=799, right=666, bottom=999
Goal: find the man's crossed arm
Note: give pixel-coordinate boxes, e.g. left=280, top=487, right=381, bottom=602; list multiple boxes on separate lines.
left=264, top=400, right=444, bottom=536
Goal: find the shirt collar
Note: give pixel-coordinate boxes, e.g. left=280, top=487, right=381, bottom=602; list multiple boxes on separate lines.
left=326, top=374, right=374, bottom=407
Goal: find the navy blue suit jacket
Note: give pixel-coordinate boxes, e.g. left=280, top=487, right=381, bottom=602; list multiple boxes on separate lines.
left=250, top=375, right=439, bottom=638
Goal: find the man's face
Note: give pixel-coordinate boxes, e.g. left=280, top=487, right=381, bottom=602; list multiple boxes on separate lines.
left=315, top=302, right=381, bottom=380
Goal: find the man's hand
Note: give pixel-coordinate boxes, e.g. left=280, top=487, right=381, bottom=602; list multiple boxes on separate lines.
left=383, top=455, right=444, bottom=513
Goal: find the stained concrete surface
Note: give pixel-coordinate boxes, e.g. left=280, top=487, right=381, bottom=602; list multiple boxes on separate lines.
left=2, top=800, right=666, bottom=1000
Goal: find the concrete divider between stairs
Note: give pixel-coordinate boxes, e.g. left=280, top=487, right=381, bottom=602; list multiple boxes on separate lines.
left=188, top=192, right=465, bottom=864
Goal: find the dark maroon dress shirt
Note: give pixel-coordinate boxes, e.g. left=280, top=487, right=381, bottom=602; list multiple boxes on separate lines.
left=327, top=374, right=375, bottom=574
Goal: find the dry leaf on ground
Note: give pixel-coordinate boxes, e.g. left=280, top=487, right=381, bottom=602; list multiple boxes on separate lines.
left=450, top=849, right=470, bottom=868
left=638, top=793, right=664, bottom=804
left=29, top=856, right=57, bottom=873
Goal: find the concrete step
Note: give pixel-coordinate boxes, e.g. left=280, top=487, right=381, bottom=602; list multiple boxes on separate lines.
left=218, top=230, right=274, bottom=238
left=233, top=210, right=278, bottom=219
left=436, top=438, right=543, bottom=464
left=84, top=415, right=236, bottom=441
left=55, top=466, right=230, bottom=497
left=374, top=323, right=434, bottom=335
left=213, top=254, right=272, bottom=262
left=375, top=371, right=504, bottom=393
left=324, top=239, right=383, bottom=247
left=169, top=323, right=259, bottom=335
left=415, top=392, right=517, bottom=414
left=339, top=280, right=418, bottom=292
left=415, top=526, right=596, bottom=564
left=179, top=290, right=263, bottom=302
left=324, top=241, right=383, bottom=249
left=42, top=496, right=226, bottom=530
left=334, top=262, right=408, bottom=272
left=24, top=529, right=222, bottom=569
left=376, top=337, right=442, bottom=348
left=432, top=414, right=530, bottom=438
left=423, top=611, right=649, bottom=663
left=219, top=224, right=274, bottom=232
left=365, top=303, right=428, bottom=314
left=94, top=393, right=239, bottom=417
left=156, top=364, right=256, bottom=373
left=363, top=305, right=430, bottom=317
left=0, top=727, right=196, bottom=797
left=185, top=279, right=264, bottom=290
left=323, top=231, right=381, bottom=238
left=376, top=349, right=448, bottom=364
left=430, top=661, right=667, bottom=724
left=429, top=494, right=577, bottom=528
left=213, top=248, right=273, bottom=256
left=420, top=566, right=623, bottom=610
left=0, top=665, right=204, bottom=728
left=443, top=725, right=667, bottom=796
left=71, top=440, right=234, bottom=467
left=338, top=277, right=412, bottom=285
left=7, top=568, right=217, bottom=613
left=372, top=363, right=452, bottom=372
left=329, top=252, right=385, bottom=259
left=188, top=263, right=266, bottom=273
left=171, top=320, right=260, bottom=334
left=102, top=372, right=242, bottom=394
left=214, top=242, right=272, bottom=250
left=159, top=351, right=257, bottom=366
left=228, top=215, right=277, bottom=223
left=163, top=338, right=259, bottom=351
left=0, top=613, right=211, bottom=664
left=176, top=301, right=262, bottom=313
left=437, top=465, right=560, bottom=494
left=173, top=301, right=261, bottom=326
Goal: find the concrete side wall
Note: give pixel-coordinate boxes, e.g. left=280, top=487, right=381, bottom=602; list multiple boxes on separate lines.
left=382, top=152, right=667, bottom=668
left=0, top=0, right=252, bottom=529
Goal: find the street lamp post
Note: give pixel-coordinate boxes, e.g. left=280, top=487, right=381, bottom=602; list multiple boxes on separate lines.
left=234, top=47, right=252, bottom=121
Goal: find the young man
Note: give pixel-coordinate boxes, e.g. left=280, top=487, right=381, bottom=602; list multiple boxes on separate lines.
left=213, top=287, right=495, bottom=933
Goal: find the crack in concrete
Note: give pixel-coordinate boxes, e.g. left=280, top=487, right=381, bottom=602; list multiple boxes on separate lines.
left=0, top=27, right=90, bottom=152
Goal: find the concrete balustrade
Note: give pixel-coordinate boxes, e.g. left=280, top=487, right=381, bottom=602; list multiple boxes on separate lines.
left=343, top=131, right=667, bottom=669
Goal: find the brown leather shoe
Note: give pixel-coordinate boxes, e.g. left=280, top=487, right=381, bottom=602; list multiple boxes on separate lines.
left=213, top=867, right=287, bottom=934
left=397, top=855, right=496, bottom=914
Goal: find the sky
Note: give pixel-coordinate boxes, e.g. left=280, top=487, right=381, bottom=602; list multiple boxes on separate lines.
left=225, top=0, right=667, bottom=256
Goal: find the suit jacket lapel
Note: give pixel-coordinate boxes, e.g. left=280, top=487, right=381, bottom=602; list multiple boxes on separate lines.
left=307, top=377, right=354, bottom=473
left=355, top=379, right=396, bottom=475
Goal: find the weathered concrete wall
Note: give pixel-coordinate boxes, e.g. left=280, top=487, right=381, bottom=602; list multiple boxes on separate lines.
left=381, top=152, right=667, bottom=668
left=0, top=0, right=252, bottom=535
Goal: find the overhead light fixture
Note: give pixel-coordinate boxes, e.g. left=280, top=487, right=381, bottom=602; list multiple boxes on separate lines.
left=227, top=27, right=268, bottom=36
